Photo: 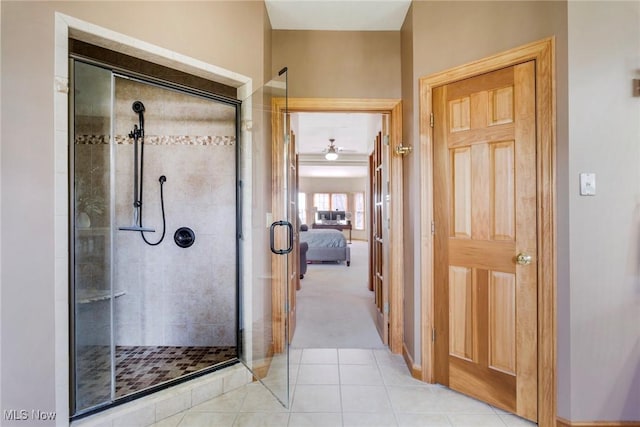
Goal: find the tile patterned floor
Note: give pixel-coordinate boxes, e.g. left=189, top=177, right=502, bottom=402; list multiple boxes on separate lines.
left=115, top=346, right=237, bottom=396
left=150, top=348, right=537, bottom=427
left=76, top=345, right=236, bottom=410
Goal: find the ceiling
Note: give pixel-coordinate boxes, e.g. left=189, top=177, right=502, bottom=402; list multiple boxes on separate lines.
left=266, top=0, right=409, bottom=178
left=293, top=112, right=381, bottom=178
left=265, top=0, right=412, bottom=31
left=292, top=112, right=381, bottom=155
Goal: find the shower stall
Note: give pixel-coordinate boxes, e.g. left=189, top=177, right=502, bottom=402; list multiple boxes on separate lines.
left=70, top=58, right=241, bottom=416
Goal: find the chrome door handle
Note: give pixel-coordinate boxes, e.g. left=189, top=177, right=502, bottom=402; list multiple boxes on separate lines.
left=516, top=253, right=533, bottom=265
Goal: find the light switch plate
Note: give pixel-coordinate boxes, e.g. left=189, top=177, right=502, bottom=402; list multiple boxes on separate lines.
left=580, top=173, right=596, bottom=196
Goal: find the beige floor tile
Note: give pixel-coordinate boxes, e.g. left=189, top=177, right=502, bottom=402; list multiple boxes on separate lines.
left=341, top=385, right=392, bottom=413
left=290, top=363, right=300, bottom=383
left=239, top=384, right=289, bottom=413
left=372, top=349, right=405, bottom=365
left=395, top=413, right=452, bottom=427
left=342, top=412, right=398, bottom=427
left=297, top=364, right=340, bottom=385
left=339, top=364, right=383, bottom=385
left=189, top=387, right=247, bottom=413
left=386, top=386, right=438, bottom=413
left=447, top=414, right=508, bottom=426
left=378, top=363, right=427, bottom=387
left=178, top=412, right=237, bottom=427
left=288, top=412, right=342, bottom=427
left=232, top=412, right=290, bottom=427
left=300, top=349, right=339, bottom=364
left=291, top=385, right=342, bottom=412
left=338, top=349, right=376, bottom=365
left=150, top=412, right=184, bottom=427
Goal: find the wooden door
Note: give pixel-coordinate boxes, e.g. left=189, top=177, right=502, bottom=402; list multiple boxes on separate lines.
left=288, top=131, right=298, bottom=342
left=433, top=62, right=538, bottom=421
left=372, top=130, right=388, bottom=344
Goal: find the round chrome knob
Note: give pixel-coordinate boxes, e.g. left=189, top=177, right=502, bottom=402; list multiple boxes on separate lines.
left=516, top=253, right=532, bottom=265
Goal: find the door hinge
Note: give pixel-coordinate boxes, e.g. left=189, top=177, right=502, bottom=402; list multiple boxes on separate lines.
left=430, top=113, right=434, bottom=128
left=432, top=328, right=436, bottom=342
left=285, top=302, right=289, bottom=314
left=431, top=221, right=435, bottom=234
left=383, top=302, right=389, bottom=314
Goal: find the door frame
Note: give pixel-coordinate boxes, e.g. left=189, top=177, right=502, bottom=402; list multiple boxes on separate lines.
left=271, top=97, right=404, bottom=354
left=419, top=38, right=556, bottom=426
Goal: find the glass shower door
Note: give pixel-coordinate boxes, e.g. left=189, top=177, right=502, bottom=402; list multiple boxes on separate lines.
left=70, top=60, right=114, bottom=414
left=240, top=69, right=291, bottom=407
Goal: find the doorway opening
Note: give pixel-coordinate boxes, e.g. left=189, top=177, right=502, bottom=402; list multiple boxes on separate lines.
left=270, top=98, right=405, bottom=355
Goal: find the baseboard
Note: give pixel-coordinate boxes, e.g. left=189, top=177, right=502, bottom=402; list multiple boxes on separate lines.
left=557, top=417, right=640, bottom=427
left=402, top=342, right=423, bottom=380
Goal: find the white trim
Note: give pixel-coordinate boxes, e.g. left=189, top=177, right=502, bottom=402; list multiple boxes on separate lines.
left=53, top=13, right=252, bottom=426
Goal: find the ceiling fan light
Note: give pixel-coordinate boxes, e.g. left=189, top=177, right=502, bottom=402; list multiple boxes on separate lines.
left=325, top=151, right=339, bottom=161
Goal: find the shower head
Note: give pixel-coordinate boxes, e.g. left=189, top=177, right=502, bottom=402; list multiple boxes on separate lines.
left=132, top=101, right=145, bottom=133
left=132, top=101, right=145, bottom=114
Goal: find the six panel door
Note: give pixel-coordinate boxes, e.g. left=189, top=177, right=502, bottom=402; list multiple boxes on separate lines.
left=433, top=61, right=538, bottom=421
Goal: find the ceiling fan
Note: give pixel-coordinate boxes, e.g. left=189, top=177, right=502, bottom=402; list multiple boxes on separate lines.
left=322, top=138, right=356, bottom=160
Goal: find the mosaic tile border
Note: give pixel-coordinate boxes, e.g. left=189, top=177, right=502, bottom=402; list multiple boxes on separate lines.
left=75, top=134, right=236, bottom=146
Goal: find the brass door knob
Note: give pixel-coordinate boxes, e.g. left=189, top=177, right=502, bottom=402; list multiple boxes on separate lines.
left=516, top=253, right=533, bottom=265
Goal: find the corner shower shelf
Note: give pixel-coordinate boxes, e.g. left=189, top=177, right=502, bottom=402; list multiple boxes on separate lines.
left=77, top=290, right=126, bottom=304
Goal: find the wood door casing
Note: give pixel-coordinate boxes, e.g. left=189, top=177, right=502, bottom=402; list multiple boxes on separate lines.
left=288, top=131, right=298, bottom=343
left=434, top=62, right=538, bottom=421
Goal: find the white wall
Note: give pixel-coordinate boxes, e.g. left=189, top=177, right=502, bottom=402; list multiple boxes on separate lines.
left=565, top=1, right=640, bottom=421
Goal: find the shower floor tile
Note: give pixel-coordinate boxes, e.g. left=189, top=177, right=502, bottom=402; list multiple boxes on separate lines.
left=76, top=345, right=236, bottom=411
left=115, top=346, right=237, bottom=396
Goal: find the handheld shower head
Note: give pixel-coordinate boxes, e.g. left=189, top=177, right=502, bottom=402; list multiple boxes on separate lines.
left=132, top=101, right=145, bottom=114
left=132, top=101, right=145, bottom=133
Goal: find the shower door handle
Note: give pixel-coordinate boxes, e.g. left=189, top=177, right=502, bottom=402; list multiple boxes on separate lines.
left=270, top=220, right=293, bottom=255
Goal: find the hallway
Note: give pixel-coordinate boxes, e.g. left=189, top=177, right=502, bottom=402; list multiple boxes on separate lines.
left=291, top=240, right=383, bottom=349
left=151, top=347, right=536, bottom=427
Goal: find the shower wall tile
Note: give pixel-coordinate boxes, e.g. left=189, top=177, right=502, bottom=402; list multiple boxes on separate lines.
left=163, top=293, right=190, bottom=325
left=164, top=324, right=190, bottom=346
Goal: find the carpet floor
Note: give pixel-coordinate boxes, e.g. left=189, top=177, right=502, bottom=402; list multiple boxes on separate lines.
left=291, top=240, right=384, bottom=349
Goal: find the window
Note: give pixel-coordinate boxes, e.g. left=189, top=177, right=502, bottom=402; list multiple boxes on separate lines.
left=331, top=193, right=347, bottom=211
left=313, top=192, right=348, bottom=221
left=298, top=192, right=307, bottom=225
left=354, top=192, right=365, bottom=230
left=313, top=193, right=330, bottom=211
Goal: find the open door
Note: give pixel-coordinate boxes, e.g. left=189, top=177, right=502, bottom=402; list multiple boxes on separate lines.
left=371, top=128, right=389, bottom=345
left=239, top=68, right=291, bottom=407
left=287, top=129, right=299, bottom=343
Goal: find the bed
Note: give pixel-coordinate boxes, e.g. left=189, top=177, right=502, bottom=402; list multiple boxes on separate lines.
left=299, top=228, right=351, bottom=266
